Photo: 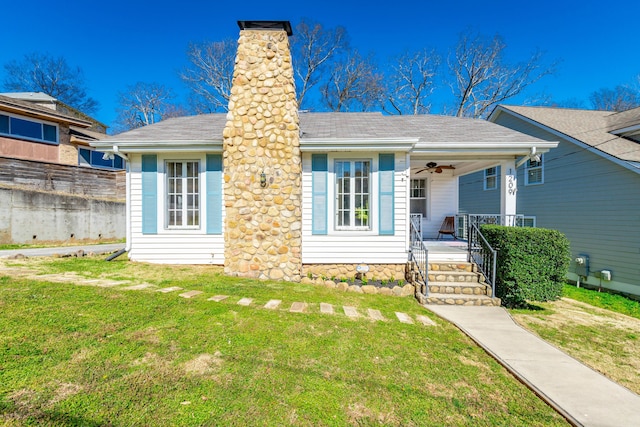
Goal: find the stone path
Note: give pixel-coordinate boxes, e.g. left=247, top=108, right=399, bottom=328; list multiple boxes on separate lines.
left=9, top=270, right=436, bottom=327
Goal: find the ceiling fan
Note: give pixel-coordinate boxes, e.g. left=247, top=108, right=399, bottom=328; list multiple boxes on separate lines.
left=415, top=162, right=456, bottom=174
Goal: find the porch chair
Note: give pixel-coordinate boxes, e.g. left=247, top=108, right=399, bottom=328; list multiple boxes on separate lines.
left=437, top=216, right=457, bottom=240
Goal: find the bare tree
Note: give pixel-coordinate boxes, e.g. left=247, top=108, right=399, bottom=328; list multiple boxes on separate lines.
left=448, top=31, right=554, bottom=118
left=590, top=85, right=640, bottom=111
left=2, top=52, right=98, bottom=114
left=113, top=82, right=181, bottom=133
left=180, top=39, right=236, bottom=113
left=291, top=18, right=348, bottom=109
left=320, top=51, right=385, bottom=112
left=384, top=49, right=440, bottom=115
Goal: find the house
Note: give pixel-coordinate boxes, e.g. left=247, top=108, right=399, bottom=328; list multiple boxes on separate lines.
left=0, top=92, right=123, bottom=170
left=0, top=93, right=126, bottom=244
left=459, top=105, right=640, bottom=297
left=92, top=21, right=557, bottom=286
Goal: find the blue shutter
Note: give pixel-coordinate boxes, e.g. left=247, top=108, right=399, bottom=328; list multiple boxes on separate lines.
left=378, top=154, right=394, bottom=235
left=311, top=154, right=328, bottom=235
left=141, top=154, right=158, bottom=234
left=206, top=154, right=223, bottom=234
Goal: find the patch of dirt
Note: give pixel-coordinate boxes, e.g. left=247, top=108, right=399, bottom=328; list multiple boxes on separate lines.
left=48, top=382, right=83, bottom=406
left=183, top=352, right=224, bottom=376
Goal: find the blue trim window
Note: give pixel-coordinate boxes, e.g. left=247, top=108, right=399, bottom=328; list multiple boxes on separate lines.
left=525, top=155, right=544, bottom=185
left=335, top=160, right=370, bottom=230
left=0, top=114, right=58, bottom=144
left=484, top=167, right=497, bottom=190
left=78, top=148, right=124, bottom=170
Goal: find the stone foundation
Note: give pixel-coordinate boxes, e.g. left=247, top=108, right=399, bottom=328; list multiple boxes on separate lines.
left=302, top=263, right=408, bottom=282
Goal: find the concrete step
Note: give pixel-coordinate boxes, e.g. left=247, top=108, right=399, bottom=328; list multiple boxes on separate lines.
left=428, top=261, right=475, bottom=273
left=428, top=281, right=492, bottom=297
left=428, top=270, right=485, bottom=284
left=425, top=293, right=501, bottom=306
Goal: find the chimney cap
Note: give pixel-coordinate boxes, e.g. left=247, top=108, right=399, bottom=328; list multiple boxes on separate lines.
left=237, top=20, right=293, bottom=36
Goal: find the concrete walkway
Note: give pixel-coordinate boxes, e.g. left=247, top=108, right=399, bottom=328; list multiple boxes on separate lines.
left=427, top=305, right=640, bottom=427
left=0, top=243, right=125, bottom=259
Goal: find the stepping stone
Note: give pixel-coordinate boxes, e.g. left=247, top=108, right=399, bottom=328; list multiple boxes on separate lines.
left=122, top=283, right=154, bottom=291
left=237, top=298, right=253, bottom=306
left=416, top=315, right=436, bottom=326
left=157, top=286, right=183, bottom=293
left=367, top=309, right=386, bottom=321
left=290, top=302, right=307, bottom=313
left=395, top=312, right=414, bottom=324
left=320, top=303, right=334, bottom=314
left=264, top=299, right=282, bottom=309
left=343, top=306, right=359, bottom=318
left=208, top=295, right=228, bottom=302
left=180, top=290, right=203, bottom=299
left=96, top=280, right=130, bottom=288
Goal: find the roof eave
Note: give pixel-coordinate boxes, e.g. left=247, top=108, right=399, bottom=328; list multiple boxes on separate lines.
left=90, top=140, right=223, bottom=153
left=301, top=138, right=418, bottom=152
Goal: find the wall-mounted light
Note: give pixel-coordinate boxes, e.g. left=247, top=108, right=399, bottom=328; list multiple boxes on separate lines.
left=260, top=172, right=267, bottom=188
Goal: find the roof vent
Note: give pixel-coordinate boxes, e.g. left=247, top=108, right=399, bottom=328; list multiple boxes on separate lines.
left=237, top=20, right=293, bottom=36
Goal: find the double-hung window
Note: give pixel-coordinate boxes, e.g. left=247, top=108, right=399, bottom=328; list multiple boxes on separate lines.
left=525, top=155, right=543, bottom=185
left=410, top=179, right=427, bottom=217
left=484, top=167, right=497, bottom=190
left=335, top=160, right=370, bottom=230
left=166, top=161, right=199, bottom=228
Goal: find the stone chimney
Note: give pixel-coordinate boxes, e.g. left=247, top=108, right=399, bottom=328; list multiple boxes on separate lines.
left=223, top=21, right=302, bottom=281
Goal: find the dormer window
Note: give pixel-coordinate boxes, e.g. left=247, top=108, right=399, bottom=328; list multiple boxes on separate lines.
left=0, top=113, right=58, bottom=144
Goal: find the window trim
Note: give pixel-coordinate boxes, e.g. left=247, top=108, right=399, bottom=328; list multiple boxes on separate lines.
left=334, top=158, right=372, bottom=231
left=484, top=167, right=497, bottom=190
left=525, top=155, right=544, bottom=186
left=0, top=112, right=59, bottom=145
left=165, top=159, right=201, bottom=230
left=410, top=178, right=428, bottom=219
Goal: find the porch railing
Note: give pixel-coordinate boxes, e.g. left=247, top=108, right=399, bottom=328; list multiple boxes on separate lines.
left=409, top=214, right=428, bottom=298
left=456, top=214, right=525, bottom=240
left=468, top=224, right=497, bottom=299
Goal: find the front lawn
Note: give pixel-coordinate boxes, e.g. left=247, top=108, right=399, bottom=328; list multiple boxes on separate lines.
left=0, top=257, right=567, bottom=426
left=511, top=284, right=640, bottom=395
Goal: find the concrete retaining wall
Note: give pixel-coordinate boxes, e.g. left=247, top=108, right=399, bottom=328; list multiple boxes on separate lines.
left=0, top=187, right=125, bottom=244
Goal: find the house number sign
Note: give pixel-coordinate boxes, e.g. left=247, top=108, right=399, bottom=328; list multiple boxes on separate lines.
left=507, top=169, right=517, bottom=195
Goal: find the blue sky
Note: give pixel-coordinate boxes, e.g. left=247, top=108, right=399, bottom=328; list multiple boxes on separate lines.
left=2, top=0, right=639, bottom=128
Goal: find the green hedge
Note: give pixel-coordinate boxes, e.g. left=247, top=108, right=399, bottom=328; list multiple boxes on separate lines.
left=480, top=225, right=570, bottom=308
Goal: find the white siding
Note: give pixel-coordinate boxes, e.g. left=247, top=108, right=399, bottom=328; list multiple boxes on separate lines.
left=422, top=175, right=459, bottom=239
left=128, top=154, right=225, bottom=264
left=301, top=152, right=408, bottom=264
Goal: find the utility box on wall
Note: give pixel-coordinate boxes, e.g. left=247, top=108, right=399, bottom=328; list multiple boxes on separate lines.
left=575, top=254, right=590, bottom=278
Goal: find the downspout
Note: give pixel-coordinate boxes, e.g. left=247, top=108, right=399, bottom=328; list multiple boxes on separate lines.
left=516, top=146, right=539, bottom=168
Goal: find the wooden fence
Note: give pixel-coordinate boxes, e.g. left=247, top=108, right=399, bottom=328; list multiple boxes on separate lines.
left=0, top=156, right=125, bottom=200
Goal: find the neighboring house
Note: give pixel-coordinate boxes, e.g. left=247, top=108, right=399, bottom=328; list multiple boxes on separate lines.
left=0, top=92, right=123, bottom=170
left=93, top=21, right=557, bottom=285
left=459, top=105, right=640, bottom=297
left=0, top=92, right=126, bottom=244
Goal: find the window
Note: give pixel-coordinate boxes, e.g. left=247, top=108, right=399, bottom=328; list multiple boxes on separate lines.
left=0, top=114, right=58, bottom=144
left=335, top=160, right=370, bottom=230
left=78, top=148, right=125, bottom=170
left=484, top=167, right=497, bottom=190
left=525, top=155, right=543, bottom=185
left=166, top=161, right=199, bottom=228
left=410, top=179, right=427, bottom=217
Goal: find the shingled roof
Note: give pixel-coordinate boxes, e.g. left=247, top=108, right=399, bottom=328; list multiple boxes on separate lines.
left=104, top=111, right=544, bottom=144
left=494, top=105, right=640, bottom=163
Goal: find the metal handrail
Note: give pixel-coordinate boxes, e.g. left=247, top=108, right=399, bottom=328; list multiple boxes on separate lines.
left=409, top=214, right=428, bottom=298
left=468, top=224, right=497, bottom=299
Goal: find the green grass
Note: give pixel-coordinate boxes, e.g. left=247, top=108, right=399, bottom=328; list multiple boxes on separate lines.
left=561, top=284, right=640, bottom=319
left=0, top=257, right=567, bottom=426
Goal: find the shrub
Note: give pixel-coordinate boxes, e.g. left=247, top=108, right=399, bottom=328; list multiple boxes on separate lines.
left=481, top=225, right=570, bottom=308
